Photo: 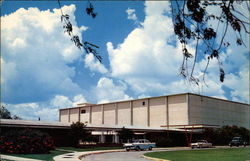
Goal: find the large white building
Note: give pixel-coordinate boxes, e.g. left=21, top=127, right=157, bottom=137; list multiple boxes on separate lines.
left=59, top=93, right=250, bottom=143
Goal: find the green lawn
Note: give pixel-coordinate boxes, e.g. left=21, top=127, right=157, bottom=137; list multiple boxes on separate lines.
left=3, top=146, right=122, bottom=161
left=145, top=148, right=250, bottom=161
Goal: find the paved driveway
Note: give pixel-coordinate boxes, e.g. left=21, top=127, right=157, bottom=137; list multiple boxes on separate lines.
left=81, top=147, right=191, bottom=161
left=82, top=150, right=152, bottom=161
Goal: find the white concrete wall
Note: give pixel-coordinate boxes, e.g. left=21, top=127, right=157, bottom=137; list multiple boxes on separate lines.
left=70, top=108, right=79, bottom=123
left=59, top=93, right=249, bottom=130
left=60, top=109, right=69, bottom=122
left=80, top=107, right=90, bottom=123
left=91, top=105, right=102, bottom=125
left=188, top=94, right=250, bottom=129
left=133, top=99, right=148, bottom=127
left=149, top=97, right=166, bottom=127
left=168, top=95, right=188, bottom=126
left=104, top=103, right=116, bottom=125
left=117, top=102, right=131, bottom=126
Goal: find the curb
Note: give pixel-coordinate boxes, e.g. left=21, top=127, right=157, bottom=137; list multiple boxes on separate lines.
left=53, top=149, right=124, bottom=161
left=142, top=155, right=171, bottom=161
left=78, top=149, right=124, bottom=160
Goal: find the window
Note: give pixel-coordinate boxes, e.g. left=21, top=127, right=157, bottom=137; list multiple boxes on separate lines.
left=142, top=101, right=145, bottom=106
left=81, top=109, right=86, bottom=114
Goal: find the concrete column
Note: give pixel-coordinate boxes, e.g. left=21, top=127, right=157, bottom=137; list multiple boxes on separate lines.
left=130, top=101, right=133, bottom=126
left=147, top=98, right=150, bottom=127
left=165, top=96, right=169, bottom=130
left=68, top=109, right=70, bottom=123
left=100, top=132, right=106, bottom=143
left=102, top=105, right=104, bottom=124
left=59, top=110, right=61, bottom=122
left=113, top=134, right=119, bottom=143
left=115, top=103, right=118, bottom=125
left=89, top=106, right=92, bottom=124
left=186, top=93, right=190, bottom=124
left=78, top=107, right=81, bottom=122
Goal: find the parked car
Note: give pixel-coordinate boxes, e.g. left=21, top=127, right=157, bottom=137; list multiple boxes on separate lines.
left=229, top=137, right=247, bottom=147
left=123, top=139, right=156, bottom=151
left=191, top=140, right=213, bottom=149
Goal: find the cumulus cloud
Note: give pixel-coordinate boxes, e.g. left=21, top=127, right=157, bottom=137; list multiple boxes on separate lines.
left=84, top=53, right=108, bottom=74
left=50, top=94, right=87, bottom=108
left=3, top=94, right=87, bottom=121
left=1, top=5, right=86, bottom=103
left=107, top=1, right=249, bottom=103
left=108, top=1, right=186, bottom=96
left=94, top=77, right=132, bottom=103
left=4, top=102, right=58, bottom=121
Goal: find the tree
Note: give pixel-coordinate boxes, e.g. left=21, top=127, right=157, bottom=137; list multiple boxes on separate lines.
left=117, top=127, right=134, bottom=143
left=0, top=106, right=12, bottom=119
left=0, top=106, right=21, bottom=120
left=69, top=121, right=90, bottom=147
left=57, top=0, right=102, bottom=63
left=170, top=0, right=249, bottom=84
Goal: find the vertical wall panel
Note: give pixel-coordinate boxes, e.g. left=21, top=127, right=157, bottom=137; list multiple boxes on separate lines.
left=117, top=102, right=131, bottom=126
left=149, top=97, right=166, bottom=127
left=104, top=104, right=116, bottom=125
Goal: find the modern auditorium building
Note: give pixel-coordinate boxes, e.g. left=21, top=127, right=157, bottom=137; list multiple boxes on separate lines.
left=59, top=93, right=250, bottom=143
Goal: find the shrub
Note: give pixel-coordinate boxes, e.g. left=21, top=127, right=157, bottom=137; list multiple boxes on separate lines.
left=0, top=129, right=54, bottom=154
left=69, top=121, right=90, bottom=147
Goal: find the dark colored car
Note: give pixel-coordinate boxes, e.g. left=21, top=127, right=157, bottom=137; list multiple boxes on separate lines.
left=229, top=137, right=247, bottom=147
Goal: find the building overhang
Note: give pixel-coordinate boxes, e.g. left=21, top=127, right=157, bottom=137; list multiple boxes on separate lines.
left=0, top=119, right=71, bottom=129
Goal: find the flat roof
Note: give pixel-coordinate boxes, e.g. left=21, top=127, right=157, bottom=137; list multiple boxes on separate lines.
left=0, top=119, right=71, bottom=129
left=0, top=119, right=185, bottom=132
left=60, top=93, right=249, bottom=110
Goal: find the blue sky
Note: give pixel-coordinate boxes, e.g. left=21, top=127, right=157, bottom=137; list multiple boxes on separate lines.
left=1, top=1, right=249, bottom=121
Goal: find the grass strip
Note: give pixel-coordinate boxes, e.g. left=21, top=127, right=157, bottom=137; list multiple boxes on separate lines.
left=144, top=147, right=250, bottom=161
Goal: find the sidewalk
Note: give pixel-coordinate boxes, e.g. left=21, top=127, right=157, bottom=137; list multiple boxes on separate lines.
left=53, top=149, right=124, bottom=161
left=0, top=154, right=44, bottom=161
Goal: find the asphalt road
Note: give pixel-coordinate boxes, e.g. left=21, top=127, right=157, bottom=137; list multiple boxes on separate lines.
left=82, top=150, right=151, bottom=161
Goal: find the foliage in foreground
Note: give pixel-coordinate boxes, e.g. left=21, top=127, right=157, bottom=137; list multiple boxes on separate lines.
left=0, top=129, right=54, bottom=154
left=117, top=127, right=135, bottom=143
left=69, top=121, right=90, bottom=147
left=0, top=106, right=21, bottom=120
left=201, top=125, right=249, bottom=145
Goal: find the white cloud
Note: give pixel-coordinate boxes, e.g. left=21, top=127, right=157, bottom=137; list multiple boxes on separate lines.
left=107, top=1, right=249, bottom=103
left=73, top=94, right=87, bottom=106
left=94, top=77, right=132, bottom=103
left=126, top=8, right=137, bottom=21
left=3, top=93, right=88, bottom=121
left=4, top=102, right=58, bottom=121
left=50, top=95, right=73, bottom=108
left=50, top=94, right=87, bottom=108
left=1, top=5, right=86, bottom=103
left=108, top=2, right=185, bottom=96
left=84, top=53, right=108, bottom=74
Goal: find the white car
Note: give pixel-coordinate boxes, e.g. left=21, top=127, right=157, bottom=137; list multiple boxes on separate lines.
left=123, top=139, right=156, bottom=151
left=191, top=140, right=212, bottom=149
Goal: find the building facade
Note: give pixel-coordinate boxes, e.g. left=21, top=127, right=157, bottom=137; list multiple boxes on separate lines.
left=59, top=93, right=250, bottom=143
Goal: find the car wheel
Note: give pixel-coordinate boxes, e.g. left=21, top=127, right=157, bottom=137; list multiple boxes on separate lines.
left=135, top=146, right=140, bottom=151
left=148, top=147, right=152, bottom=151
left=126, top=148, right=130, bottom=152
